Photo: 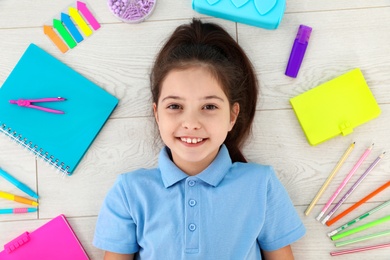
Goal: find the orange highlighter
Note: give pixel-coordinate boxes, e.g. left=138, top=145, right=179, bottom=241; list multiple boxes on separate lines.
left=0, top=191, right=38, bottom=206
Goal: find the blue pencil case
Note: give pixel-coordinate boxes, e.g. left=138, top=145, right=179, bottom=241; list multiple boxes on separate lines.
left=192, top=0, right=286, bottom=30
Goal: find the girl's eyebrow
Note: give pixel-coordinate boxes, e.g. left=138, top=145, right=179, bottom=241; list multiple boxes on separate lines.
left=161, top=95, right=225, bottom=102
left=161, top=95, right=182, bottom=103
left=203, top=95, right=225, bottom=102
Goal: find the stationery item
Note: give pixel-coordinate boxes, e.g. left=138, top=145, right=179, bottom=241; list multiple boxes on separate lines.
left=43, top=26, right=70, bottom=53
left=61, top=13, right=84, bottom=43
left=317, top=144, right=373, bottom=221
left=9, top=97, right=66, bottom=114
left=0, top=191, right=38, bottom=206
left=335, top=229, right=390, bottom=247
left=304, top=142, right=355, bottom=216
left=0, top=168, right=38, bottom=199
left=0, top=208, right=37, bottom=214
left=108, top=0, right=156, bottom=23
left=192, top=0, right=286, bottom=30
left=322, top=152, right=385, bottom=224
left=328, top=199, right=390, bottom=237
left=0, top=44, right=118, bottom=176
left=285, top=24, right=312, bottom=78
left=331, top=215, right=390, bottom=241
left=290, top=68, right=381, bottom=146
left=43, top=1, right=100, bottom=53
left=330, top=242, right=390, bottom=256
left=327, top=181, right=390, bottom=226
left=0, top=214, right=89, bottom=259
left=77, top=1, right=101, bottom=30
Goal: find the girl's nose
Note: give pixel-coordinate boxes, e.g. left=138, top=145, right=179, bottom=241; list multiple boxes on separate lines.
left=181, top=110, right=201, bottom=130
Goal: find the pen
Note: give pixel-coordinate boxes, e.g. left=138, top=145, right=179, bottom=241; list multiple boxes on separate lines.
left=317, top=144, right=373, bottom=221
left=304, top=142, right=355, bottom=216
left=328, top=199, right=390, bottom=237
left=0, top=168, right=39, bottom=199
left=0, top=208, right=37, bottom=214
left=322, top=152, right=385, bottom=224
left=326, top=181, right=390, bottom=226
left=0, top=191, right=38, bottom=206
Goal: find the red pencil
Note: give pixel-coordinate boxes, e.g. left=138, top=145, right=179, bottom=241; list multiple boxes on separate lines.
left=326, top=181, right=390, bottom=226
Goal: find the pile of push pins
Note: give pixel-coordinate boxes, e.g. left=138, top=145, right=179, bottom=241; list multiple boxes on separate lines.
left=107, top=0, right=156, bottom=23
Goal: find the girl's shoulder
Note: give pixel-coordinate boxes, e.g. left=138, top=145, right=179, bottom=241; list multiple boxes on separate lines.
left=118, top=167, right=162, bottom=185
left=233, top=161, right=275, bottom=175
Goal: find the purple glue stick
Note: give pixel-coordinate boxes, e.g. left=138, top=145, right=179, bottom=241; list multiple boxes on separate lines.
left=285, top=25, right=312, bottom=78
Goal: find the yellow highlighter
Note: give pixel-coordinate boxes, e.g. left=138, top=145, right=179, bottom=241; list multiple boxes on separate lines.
left=0, top=191, right=38, bottom=206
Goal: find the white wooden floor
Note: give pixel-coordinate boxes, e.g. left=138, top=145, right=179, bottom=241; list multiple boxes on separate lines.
left=1, top=1, right=390, bottom=259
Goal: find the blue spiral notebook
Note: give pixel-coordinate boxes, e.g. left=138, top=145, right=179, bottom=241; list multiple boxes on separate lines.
left=0, top=44, right=118, bottom=175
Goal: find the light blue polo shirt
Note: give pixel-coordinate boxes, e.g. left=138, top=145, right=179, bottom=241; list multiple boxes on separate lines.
left=93, top=145, right=305, bottom=259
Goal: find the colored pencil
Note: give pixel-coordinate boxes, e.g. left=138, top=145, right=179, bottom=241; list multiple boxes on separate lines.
left=328, top=199, right=390, bottom=237
left=317, top=144, right=373, bottom=221
left=304, top=142, right=355, bottom=216
left=331, top=215, right=390, bottom=241
left=335, top=229, right=390, bottom=247
left=0, top=190, right=38, bottom=206
left=326, top=180, right=390, bottom=226
left=322, top=152, right=385, bottom=224
left=330, top=242, right=390, bottom=256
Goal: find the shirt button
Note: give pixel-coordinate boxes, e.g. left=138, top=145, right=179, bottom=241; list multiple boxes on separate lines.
left=188, top=224, right=197, bottom=231
left=188, top=199, right=197, bottom=207
left=188, top=180, right=196, bottom=187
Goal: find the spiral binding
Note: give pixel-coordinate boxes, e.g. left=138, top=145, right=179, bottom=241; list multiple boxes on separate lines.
left=0, top=123, right=70, bottom=176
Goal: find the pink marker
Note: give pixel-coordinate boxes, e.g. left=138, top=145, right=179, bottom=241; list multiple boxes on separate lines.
left=316, top=144, right=373, bottom=222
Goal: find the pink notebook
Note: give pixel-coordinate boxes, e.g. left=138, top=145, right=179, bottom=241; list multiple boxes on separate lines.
left=0, top=214, right=89, bottom=259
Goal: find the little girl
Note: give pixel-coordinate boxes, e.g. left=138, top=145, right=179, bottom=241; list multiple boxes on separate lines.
left=94, top=18, right=305, bottom=260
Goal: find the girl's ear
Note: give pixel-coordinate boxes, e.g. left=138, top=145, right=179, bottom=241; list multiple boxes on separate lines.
left=229, top=102, right=240, bottom=130
left=153, top=103, right=159, bottom=123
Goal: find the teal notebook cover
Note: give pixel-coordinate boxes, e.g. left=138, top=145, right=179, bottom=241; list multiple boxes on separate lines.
left=0, top=44, right=118, bottom=175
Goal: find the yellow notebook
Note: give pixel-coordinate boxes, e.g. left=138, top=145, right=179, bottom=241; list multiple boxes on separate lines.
left=290, top=68, right=381, bottom=145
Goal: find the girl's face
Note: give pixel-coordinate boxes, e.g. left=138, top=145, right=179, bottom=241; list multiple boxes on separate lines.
left=153, top=66, right=239, bottom=175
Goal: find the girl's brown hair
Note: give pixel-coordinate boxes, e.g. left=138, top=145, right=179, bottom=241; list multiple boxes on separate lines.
left=150, top=19, right=258, bottom=163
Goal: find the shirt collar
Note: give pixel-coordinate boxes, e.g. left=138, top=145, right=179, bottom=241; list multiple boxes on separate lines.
left=159, top=144, right=233, bottom=188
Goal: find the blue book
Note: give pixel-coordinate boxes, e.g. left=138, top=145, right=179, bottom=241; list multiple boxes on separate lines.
left=0, top=44, right=118, bottom=175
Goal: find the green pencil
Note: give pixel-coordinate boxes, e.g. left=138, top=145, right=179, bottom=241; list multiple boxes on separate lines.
left=331, top=215, right=390, bottom=241
left=328, top=199, right=390, bottom=237
left=335, top=229, right=390, bottom=247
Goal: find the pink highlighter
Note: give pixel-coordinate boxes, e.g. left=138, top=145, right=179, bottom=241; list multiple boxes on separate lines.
left=285, top=24, right=312, bottom=78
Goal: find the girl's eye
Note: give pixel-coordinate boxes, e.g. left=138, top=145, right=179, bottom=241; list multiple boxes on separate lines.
left=203, top=104, right=218, bottom=110
left=167, top=104, right=181, bottom=110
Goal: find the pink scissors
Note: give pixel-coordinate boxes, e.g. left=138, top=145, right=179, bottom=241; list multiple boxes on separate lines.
left=9, top=97, right=66, bottom=114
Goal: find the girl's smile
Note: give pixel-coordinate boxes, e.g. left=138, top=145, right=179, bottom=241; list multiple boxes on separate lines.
left=179, top=137, right=205, bottom=144
left=153, top=65, right=239, bottom=175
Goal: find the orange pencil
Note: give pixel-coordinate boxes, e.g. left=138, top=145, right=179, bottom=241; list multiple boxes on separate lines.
left=326, top=181, right=390, bottom=226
